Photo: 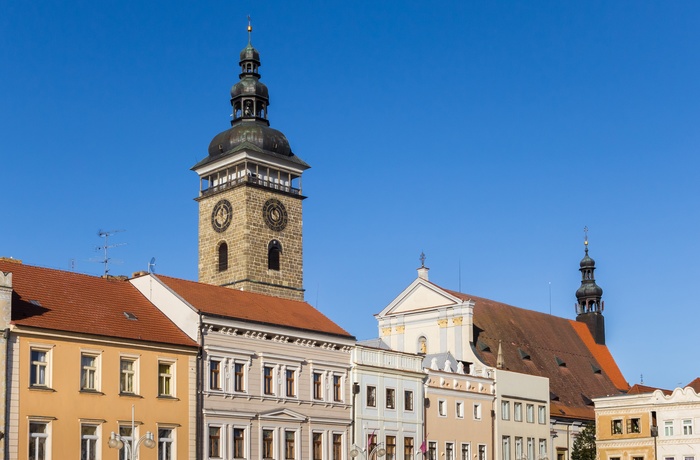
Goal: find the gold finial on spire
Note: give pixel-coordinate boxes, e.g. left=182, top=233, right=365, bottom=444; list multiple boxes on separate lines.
left=583, top=226, right=589, bottom=245
left=247, top=15, right=252, bottom=43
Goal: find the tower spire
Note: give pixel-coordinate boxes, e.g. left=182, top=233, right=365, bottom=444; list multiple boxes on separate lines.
left=247, top=15, right=252, bottom=44
left=575, top=227, right=606, bottom=344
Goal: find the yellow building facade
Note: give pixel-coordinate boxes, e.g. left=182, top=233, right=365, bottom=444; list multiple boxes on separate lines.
left=595, top=396, right=656, bottom=460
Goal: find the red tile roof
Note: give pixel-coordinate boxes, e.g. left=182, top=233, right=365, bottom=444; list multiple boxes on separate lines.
left=156, top=275, right=354, bottom=338
left=687, top=378, right=700, bottom=393
left=627, top=384, right=672, bottom=396
left=443, top=287, right=629, bottom=421
left=0, top=260, right=197, bottom=347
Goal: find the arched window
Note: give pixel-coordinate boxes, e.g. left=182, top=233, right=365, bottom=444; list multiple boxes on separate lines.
left=268, top=240, right=282, bottom=271
left=218, top=242, right=228, bottom=272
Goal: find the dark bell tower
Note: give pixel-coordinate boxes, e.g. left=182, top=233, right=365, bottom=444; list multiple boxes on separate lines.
left=575, top=228, right=605, bottom=344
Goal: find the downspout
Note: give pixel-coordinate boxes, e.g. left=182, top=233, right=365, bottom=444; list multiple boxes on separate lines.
left=3, top=328, right=10, bottom=460
left=197, top=313, right=204, bottom=460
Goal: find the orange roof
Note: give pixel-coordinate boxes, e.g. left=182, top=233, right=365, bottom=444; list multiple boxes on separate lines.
left=687, top=378, right=700, bottom=393
left=157, top=275, right=354, bottom=339
left=0, top=260, right=197, bottom=348
left=443, top=287, right=629, bottom=421
left=627, top=383, right=672, bottom=396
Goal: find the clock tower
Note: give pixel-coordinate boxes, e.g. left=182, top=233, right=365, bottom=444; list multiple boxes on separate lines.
left=192, top=24, right=309, bottom=301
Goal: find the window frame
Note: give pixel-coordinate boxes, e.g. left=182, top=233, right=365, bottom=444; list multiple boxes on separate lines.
left=386, top=435, right=397, bottom=460
left=80, top=423, right=100, bottom=460
left=438, top=399, right=447, bottom=417
left=158, top=360, right=176, bottom=397
left=262, top=429, right=274, bottom=460
left=683, top=419, right=693, bottom=435
left=209, top=358, right=222, bottom=391
left=474, top=403, right=482, bottom=420
left=30, top=346, right=52, bottom=388
left=404, top=390, right=414, bottom=411
left=209, top=425, right=222, bottom=459
left=386, top=387, right=396, bottom=409
left=263, top=365, right=275, bottom=396
left=333, top=374, right=342, bottom=402
left=233, top=427, right=246, bottom=459
left=158, top=427, right=175, bottom=460
left=234, top=361, right=246, bottom=393
left=286, top=368, right=297, bottom=398
left=313, top=372, right=323, bottom=401
left=538, top=405, right=546, bottom=424
left=664, top=421, right=674, bottom=436
left=332, top=433, right=343, bottom=460
left=312, top=432, right=323, bottom=460
left=285, top=430, right=296, bottom=460
left=525, top=404, right=534, bottom=423
left=446, top=442, right=455, bottom=460
left=405, top=437, right=414, bottom=459
left=612, top=419, right=623, bottom=435
left=627, top=418, right=641, bottom=434
left=367, top=385, right=377, bottom=407
left=514, top=402, right=522, bottom=422
left=502, top=401, right=511, bottom=420
left=80, top=352, right=101, bottom=392
left=461, top=443, right=470, bottom=460
left=28, top=420, right=50, bottom=460
left=456, top=401, right=464, bottom=419
left=119, top=355, right=138, bottom=395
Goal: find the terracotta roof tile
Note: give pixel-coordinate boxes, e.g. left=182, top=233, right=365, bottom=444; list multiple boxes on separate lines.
left=687, top=378, right=700, bottom=393
left=0, top=261, right=197, bottom=348
left=156, top=275, right=354, bottom=338
left=627, top=383, right=672, bottom=396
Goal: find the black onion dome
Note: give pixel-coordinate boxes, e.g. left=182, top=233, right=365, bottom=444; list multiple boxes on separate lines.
left=576, top=282, right=603, bottom=300
left=208, top=122, right=292, bottom=157
left=240, top=43, right=260, bottom=64
left=580, top=252, right=595, bottom=268
left=231, top=77, right=269, bottom=99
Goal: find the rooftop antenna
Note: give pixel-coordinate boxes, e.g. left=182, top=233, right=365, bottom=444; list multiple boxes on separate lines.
left=96, top=229, right=126, bottom=276
left=458, top=258, right=462, bottom=293
left=549, top=281, right=552, bottom=315
left=148, top=257, right=156, bottom=274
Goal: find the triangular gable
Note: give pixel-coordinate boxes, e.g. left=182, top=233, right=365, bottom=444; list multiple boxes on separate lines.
left=259, top=408, right=308, bottom=422
left=376, top=278, right=465, bottom=318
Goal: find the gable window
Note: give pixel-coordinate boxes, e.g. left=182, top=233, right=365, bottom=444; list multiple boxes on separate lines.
left=405, top=390, right=414, bottom=411
left=234, top=362, right=245, bottom=392
left=683, top=419, right=693, bottom=435
left=158, top=361, right=174, bottom=397
left=80, top=353, right=99, bottom=391
left=514, top=402, right=522, bottom=422
left=264, top=366, right=274, bottom=395
left=367, top=386, right=377, bottom=407
left=286, top=369, right=296, bottom=397
left=210, top=359, right=221, bottom=390
left=268, top=240, right=282, bottom=271
left=218, top=242, right=228, bottom=271
left=612, top=419, right=623, bottom=435
left=386, top=388, right=396, bottom=409
left=313, top=372, right=323, bottom=400
left=120, top=357, right=137, bottom=394
left=333, top=375, right=342, bottom=401
left=30, top=348, right=50, bottom=388
left=29, top=421, right=49, bottom=460
left=81, top=424, right=99, bottom=460
left=233, top=428, right=245, bottom=459
left=627, top=418, right=641, bottom=434
left=502, top=401, right=511, bottom=420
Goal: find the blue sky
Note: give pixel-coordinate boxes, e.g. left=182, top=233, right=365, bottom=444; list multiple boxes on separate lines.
left=2, top=1, right=699, bottom=390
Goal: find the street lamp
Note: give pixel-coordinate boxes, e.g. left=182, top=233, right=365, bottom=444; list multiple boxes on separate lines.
left=350, top=442, right=387, bottom=459
left=108, top=405, right=156, bottom=459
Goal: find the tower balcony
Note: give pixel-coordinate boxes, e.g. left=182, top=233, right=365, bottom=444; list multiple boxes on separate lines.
left=198, top=162, right=303, bottom=199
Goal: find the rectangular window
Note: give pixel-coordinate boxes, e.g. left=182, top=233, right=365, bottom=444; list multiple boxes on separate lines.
left=285, top=430, right=296, bottom=460
left=405, top=390, right=414, bottom=411
left=405, top=437, right=414, bottom=459
left=474, top=403, right=482, bottom=420
left=333, top=434, right=342, bottom=460
left=263, top=430, right=274, bottom=459
left=438, top=400, right=447, bottom=417
left=502, top=401, right=511, bottom=420
left=386, top=436, right=396, bottom=460
left=120, top=358, right=136, bottom=394
left=683, top=457, right=694, bottom=460
left=234, top=428, right=245, bottom=459
left=158, top=428, right=174, bottom=460
left=81, top=424, right=99, bottom=460
left=80, top=354, right=98, bottom=391
left=367, top=385, right=377, bottom=407
left=210, top=359, right=221, bottom=390
left=119, top=426, right=133, bottom=460
left=664, top=421, right=674, bottom=436
left=539, top=439, right=547, bottom=458
left=683, top=419, right=693, bottom=435
left=264, top=366, right=274, bottom=395
left=527, top=438, right=534, bottom=460
left=456, top=401, right=464, bottom=419
left=234, top=362, right=245, bottom=392
left=502, top=437, right=510, bottom=460
left=461, top=443, right=470, bottom=460
left=478, top=445, right=487, bottom=460
left=159, top=361, right=174, bottom=396
left=333, top=375, right=342, bottom=401
left=632, top=457, right=644, bottom=460
left=612, top=419, right=623, bottom=435
left=313, top=433, right=323, bottom=460
left=313, top=372, right=323, bottom=400
left=446, top=442, right=454, bottom=460
left=514, top=402, right=522, bottom=422
left=526, top=404, right=534, bottom=423
left=428, top=442, right=437, bottom=460
left=286, top=369, right=296, bottom=397
left=209, top=426, right=221, bottom=458
left=369, top=434, right=378, bottom=458
left=627, top=418, right=641, bottom=434
left=30, top=349, right=49, bottom=387
left=29, top=422, right=49, bottom=460
left=515, top=438, right=523, bottom=460
left=538, top=405, right=546, bottom=424
left=386, top=388, right=395, bottom=409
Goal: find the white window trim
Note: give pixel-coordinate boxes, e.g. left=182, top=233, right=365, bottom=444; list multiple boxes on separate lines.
left=29, top=345, right=53, bottom=389
left=119, top=354, right=140, bottom=395
left=231, top=424, right=248, bottom=460
left=262, top=363, right=278, bottom=397
left=80, top=422, right=102, bottom=460
left=332, top=373, right=344, bottom=403
left=157, top=425, right=177, bottom=460
left=79, top=350, right=102, bottom=392
left=28, top=418, right=52, bottom=460
left=284, top=365, right=300, bottom=399
left=208, top=356, right=225, bottom=393
left=474, top=403, right=482, bottom=421
left=438, top=399, right=447, bottom=417
left=158, top=358, right=177, bottom=397
left=456, top=401, right=464, bottom=419
left=232, top=359, right=249, bottom=394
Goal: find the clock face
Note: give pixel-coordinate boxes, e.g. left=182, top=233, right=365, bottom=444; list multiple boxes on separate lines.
left=263, top=198, right=288, bottom=232
left=211, top=199, right=233, bottom=233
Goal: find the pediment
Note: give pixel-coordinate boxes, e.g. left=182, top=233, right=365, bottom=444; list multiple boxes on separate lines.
left=377, top=279, right=464, bottom=318
left=258, top=408, right=308, bottom=422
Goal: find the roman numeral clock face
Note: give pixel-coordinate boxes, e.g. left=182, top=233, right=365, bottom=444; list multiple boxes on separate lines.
left=263, top=198, right=288, bottom=232
left=211, top=199, right=233, bottom=233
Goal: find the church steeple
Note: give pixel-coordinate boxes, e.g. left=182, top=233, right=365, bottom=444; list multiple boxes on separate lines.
left=575, top=227, right=606, bottom=344
left=231, top=19, right=270, bottom=124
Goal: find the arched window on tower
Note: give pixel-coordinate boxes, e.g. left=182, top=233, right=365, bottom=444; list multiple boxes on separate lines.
left=218, top=242, right=228, bottom=272
left=268, top=240, right=282, bottom=271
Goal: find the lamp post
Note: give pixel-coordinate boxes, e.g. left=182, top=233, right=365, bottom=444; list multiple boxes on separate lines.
left=350, top=442, right=387, bottom=460
left=108, top=405, right=156, bottom=459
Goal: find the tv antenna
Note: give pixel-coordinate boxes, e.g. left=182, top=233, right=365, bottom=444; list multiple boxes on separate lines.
left=148, top=257, right=156, bottom=274
left=96, top=229, right=126, bottom=276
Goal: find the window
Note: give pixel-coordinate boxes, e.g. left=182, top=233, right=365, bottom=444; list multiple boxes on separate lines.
left=210, top=359, right=221, bottom=390
left=159, top=361, right=174, bottom=396
left=538, top=405, right=546, bottom=424
left=263, top=430, right=274, bottom=459
left=405, top=437, right=414, bottom=459
left=118, top=426, right=133, bottom=460
left=683, top=419, right=693, bottom=435
left=539, top=439, right=547, bottom=459
left=333, top=375, right=342, bottom=402
left=612, top=419, right=623, bottom=435
left=502, top=437, right=511, bottom=460
left=209, top=426, right=221, bottom=458
left=386, top=388, right=395, bottom=409
left=502, top=401, right=511, bottom=420
left=313, top=433, right=323, bottom=460
left=478, top=445, right=487, bottom=460
left=80, top=354, right=99, bottom=391
left=461, top=443, right=470, bottom=460
left=159, top=428, right=174, bottom=460
left=514, top=402, right=522, bottom=422
left=386, top=436, right=396, bottom=460
left=29, top=422, right=49, bottom=460
left=438, top=400, right=447, bottom=417
left=456, top=401, right=464, bottom=419
left=405, top=390, right=414, bottom=411
left=286, top=369, right=296, bottom=397
left=120, top=358, right=136, bottom=394
left=264, top=366, right=274, bottom=395
left=218, top=242, right=228, bottom=271
left=234, top=428, right=245, bottom=459
left=428, top=442, right=437, bottom=460
left=446, top=442, right=454, bottom=460
left=313, top=372, right=323, bottom=400
left=527, top=438, right=534, bottom=460
left=285, top=431, right=296, bottom=459
left=664, top=421, right=674, bottom=436
left=30, top=349, right=49, bottom=387
left=81, top=424, right=99, bottom=460
left=268, top=240, right=281, bottom=271
left=367, top=385, right=377, bottom=407
left=234, top=362, right=245, bottom=392
left=515, top=438, right=523, bottom=460
left=526, top=404, right=534, bottom=423
left=627, top=418, right=641, bottom=434
left=632, top=457, right=644, bottom=460
left=333, top=434, right=343, bottom=460
left=474, top=403, right=482, bottom=420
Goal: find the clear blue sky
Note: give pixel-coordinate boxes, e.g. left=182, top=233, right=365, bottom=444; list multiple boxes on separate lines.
left=2, top=1, right=699, bottom=390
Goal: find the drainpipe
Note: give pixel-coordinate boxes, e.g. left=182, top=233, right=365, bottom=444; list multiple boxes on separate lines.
left=3, top=328, right=10, bottom=460
left=197, top=313, right=204, bottom=460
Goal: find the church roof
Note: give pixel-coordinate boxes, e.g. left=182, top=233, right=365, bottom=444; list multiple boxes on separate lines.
left=441, top=286, right=629, bottom=420
left=156, top=275, right=353, bottom=339
left=0, top=260, right=197, bottom=347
